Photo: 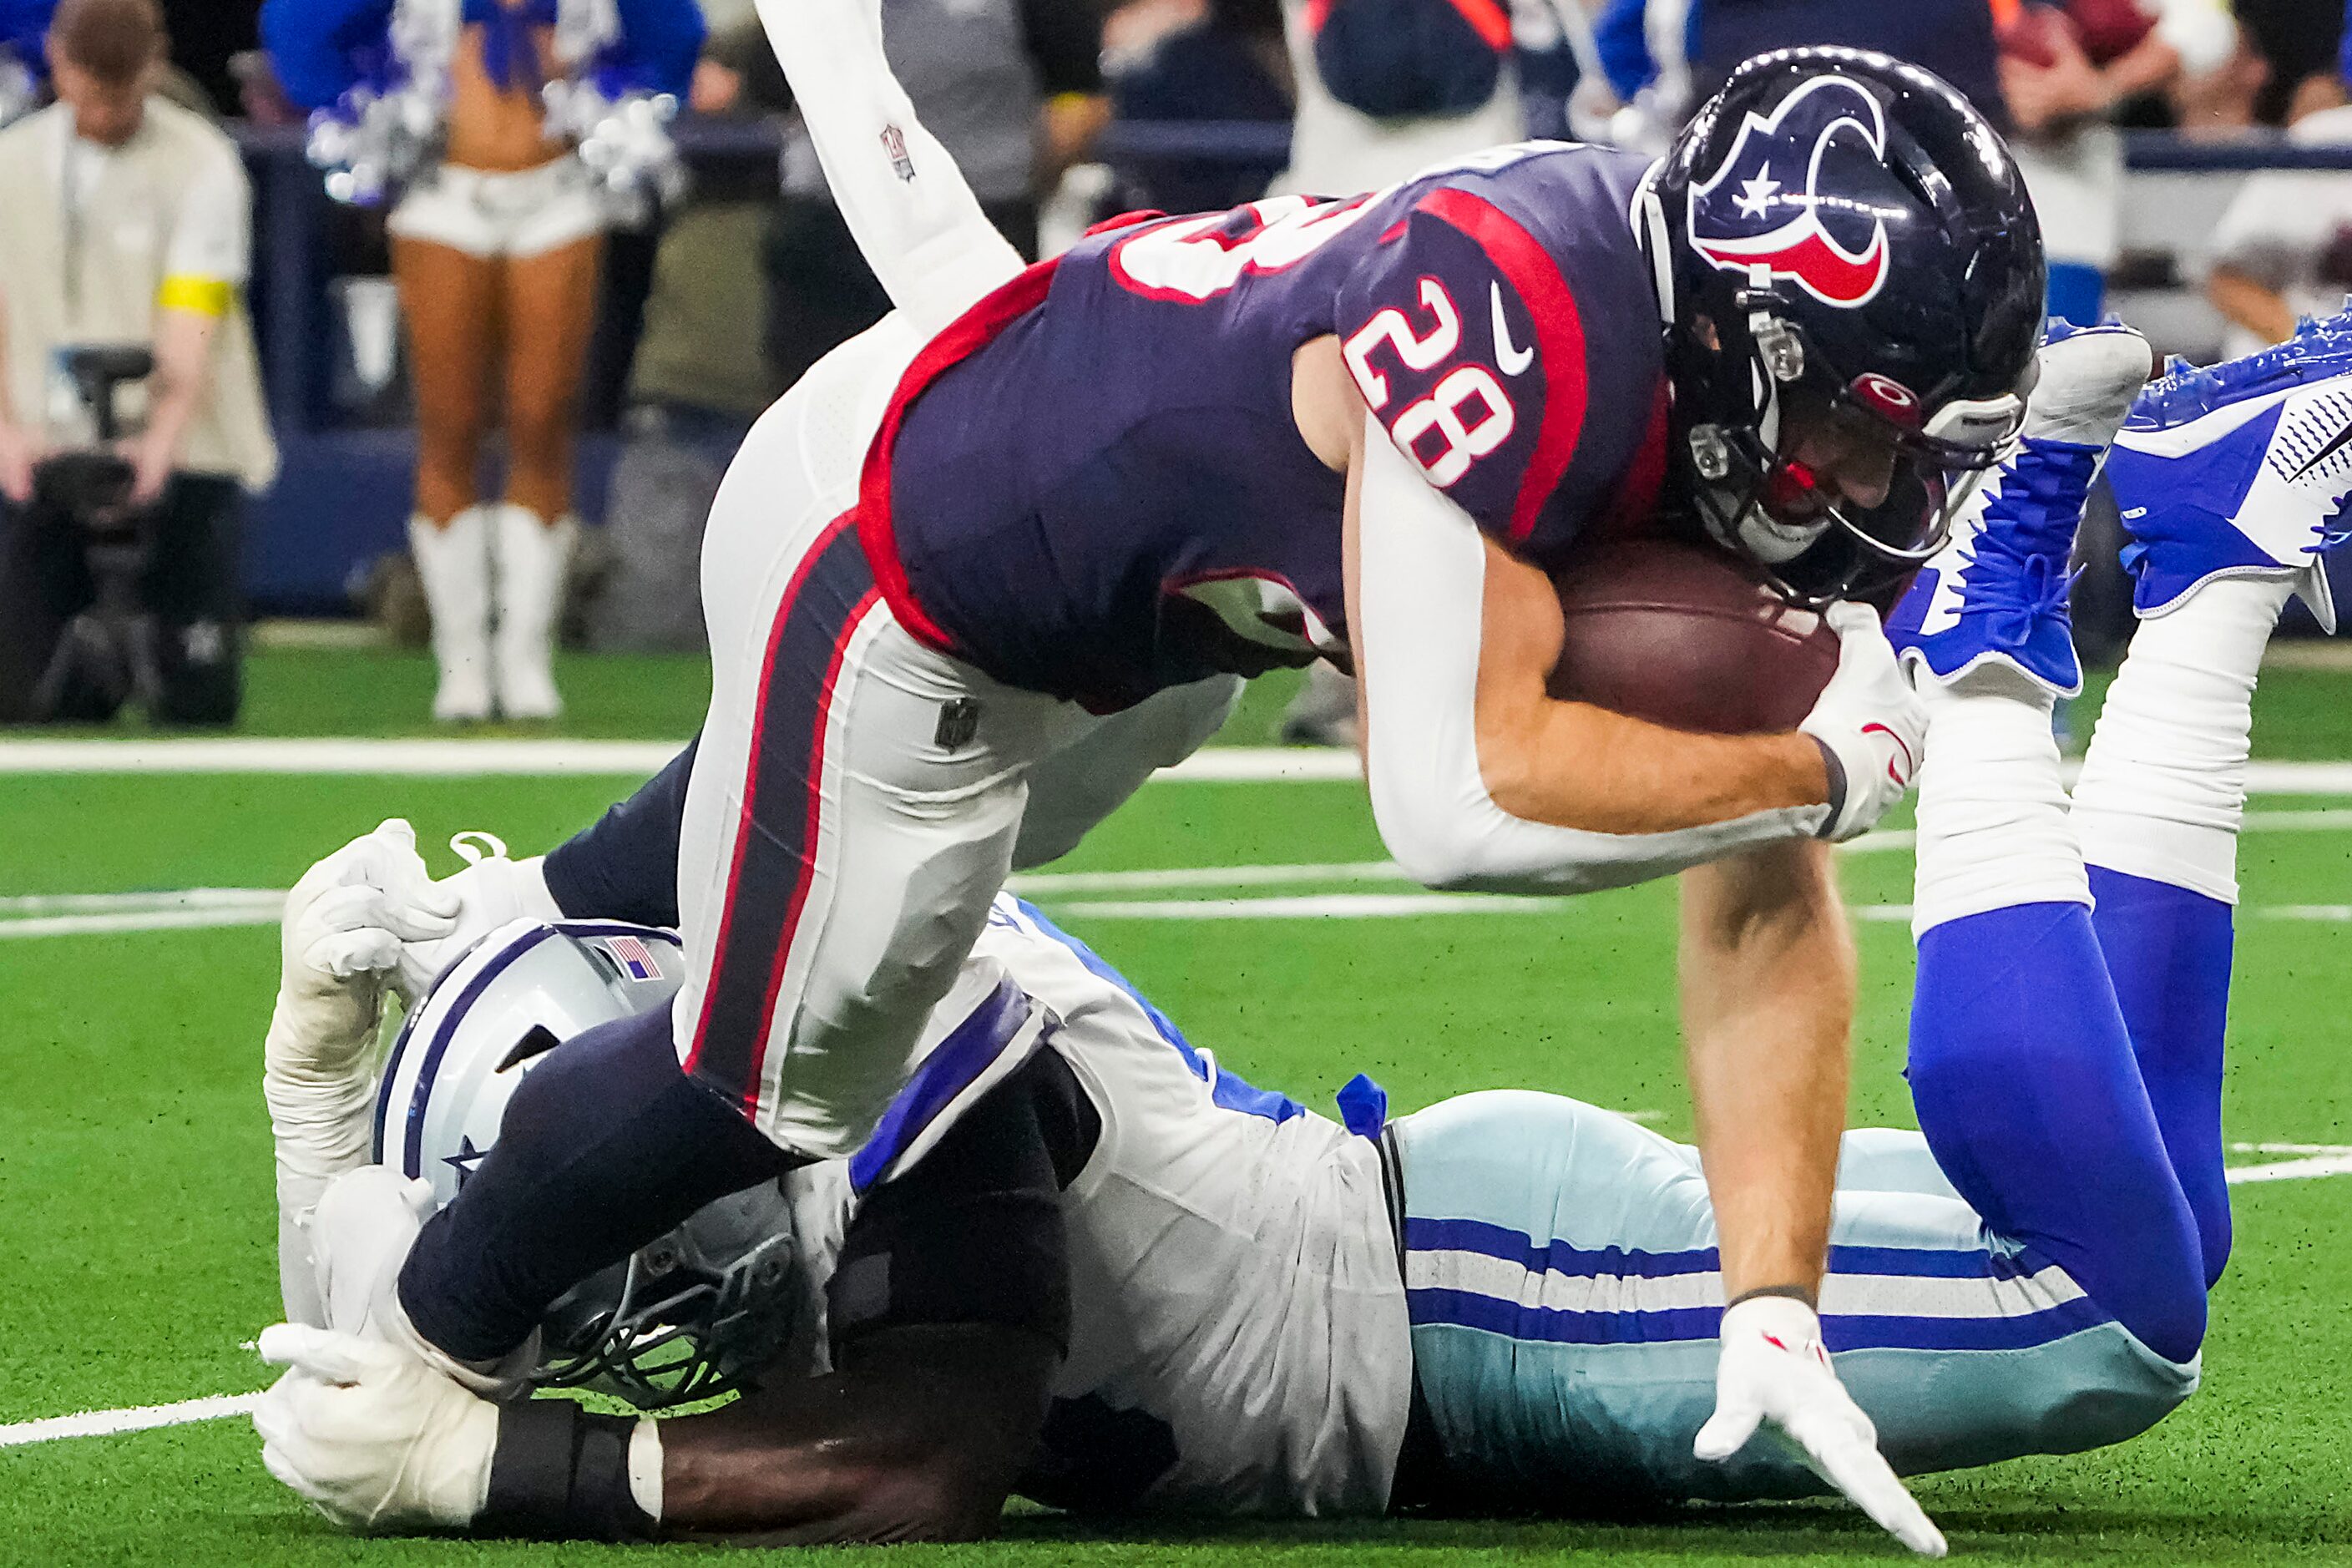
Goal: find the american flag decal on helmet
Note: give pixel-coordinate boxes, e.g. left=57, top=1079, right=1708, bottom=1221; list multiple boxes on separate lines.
left=604, top=934, right=663, bottom=982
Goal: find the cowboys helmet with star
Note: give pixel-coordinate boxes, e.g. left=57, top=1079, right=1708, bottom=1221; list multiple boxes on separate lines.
left=372, top=916, right=803, bottom=1409
left=1639, top=47, right=2046, bottom=604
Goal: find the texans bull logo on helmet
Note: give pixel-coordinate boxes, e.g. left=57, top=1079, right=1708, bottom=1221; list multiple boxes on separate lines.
left=1687, top=75, right=1902, bottom=310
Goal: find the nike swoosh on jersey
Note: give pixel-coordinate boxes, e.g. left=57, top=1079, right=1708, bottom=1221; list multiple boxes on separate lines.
left=1490, top=283, right=1534, bottom=376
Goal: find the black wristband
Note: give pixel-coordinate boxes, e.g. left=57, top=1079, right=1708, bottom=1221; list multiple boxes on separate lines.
left=1726, top=1282, right=1820, bottom=1313
left=1808, top=732, right=1848, bottom=837
left=481, top=1400, right=656, bottom=1541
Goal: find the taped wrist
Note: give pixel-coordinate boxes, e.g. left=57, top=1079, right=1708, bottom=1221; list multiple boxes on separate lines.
left=481, top=1400, right=657, bottom=1540
left=1727, top=1282, right=1819, bottom=1313
left=1808, top=733, right=1848, bottom=837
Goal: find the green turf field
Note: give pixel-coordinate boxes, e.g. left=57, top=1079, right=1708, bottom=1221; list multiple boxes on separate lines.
left=2, top=647, right=2348, bottom=1565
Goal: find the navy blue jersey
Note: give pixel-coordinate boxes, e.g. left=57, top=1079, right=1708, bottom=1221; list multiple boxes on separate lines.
left=867, top=142, right=1670, bottom=710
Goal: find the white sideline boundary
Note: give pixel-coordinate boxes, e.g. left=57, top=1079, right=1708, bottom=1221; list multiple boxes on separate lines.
left=9, top=740, right=2352, bottom=794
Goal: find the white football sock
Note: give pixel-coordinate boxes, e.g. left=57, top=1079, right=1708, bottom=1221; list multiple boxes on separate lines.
left=2071, top=575, right=2294, bottom=903
left=1910, top=664, right=2091, bottom=938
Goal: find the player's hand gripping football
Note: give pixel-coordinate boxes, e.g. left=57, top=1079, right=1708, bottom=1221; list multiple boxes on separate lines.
left=1797, top=602, right=1927, bottom=842
left=1697, top=1296, right=1947, bottom=1557
left=254, top=1322, right=498, bottom=1533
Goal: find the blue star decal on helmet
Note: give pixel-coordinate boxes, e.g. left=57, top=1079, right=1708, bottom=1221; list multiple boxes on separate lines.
left=444, top=1135, right=489, bottom=1190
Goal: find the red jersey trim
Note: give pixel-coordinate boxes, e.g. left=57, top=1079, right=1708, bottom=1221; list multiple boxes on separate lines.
left=855, top=257, right=1065, bottom=656
left=1591, top=380, right=1671, bottom=543
left=1414, top=187, right=1591, bottom=548
left=1302, top=0, right=1509, bottom=49
left=1448, top=0, right=1514, bottom=51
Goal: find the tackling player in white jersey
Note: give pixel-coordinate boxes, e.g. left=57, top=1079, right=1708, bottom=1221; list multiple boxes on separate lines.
left=255, top=306, right=2352, bottom=1546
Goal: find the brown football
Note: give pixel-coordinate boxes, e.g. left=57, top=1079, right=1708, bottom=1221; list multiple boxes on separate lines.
left=1546, top=537, right=1840, bottom=735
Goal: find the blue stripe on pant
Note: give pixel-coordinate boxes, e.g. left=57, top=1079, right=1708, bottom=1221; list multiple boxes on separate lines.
left=1392, top=1090, right=2198, bottom=1508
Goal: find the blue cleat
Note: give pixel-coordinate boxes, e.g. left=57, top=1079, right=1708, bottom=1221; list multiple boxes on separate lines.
left=2104, top=311, right=2352, bottom=631
left=1889, top=320, right=2155, bottom=695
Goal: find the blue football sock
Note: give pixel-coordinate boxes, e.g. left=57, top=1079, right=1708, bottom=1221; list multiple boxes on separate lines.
left=2088, top=866, right=2235, bottom=1287
left=1910, top=901, right=2207, bottom=1362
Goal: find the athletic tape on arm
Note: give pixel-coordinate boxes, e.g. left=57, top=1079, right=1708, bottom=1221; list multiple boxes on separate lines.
left=157, top=276, right=235, bottom=318
left=264, top=989, right=383, bottom=1327
left=750, top=0, right=1024, bottom=336
left=1354, top=415, right=1825, bottom=893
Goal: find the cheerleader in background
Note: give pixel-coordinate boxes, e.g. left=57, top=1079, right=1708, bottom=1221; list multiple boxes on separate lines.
left=263, top=0, right=703, bottom=722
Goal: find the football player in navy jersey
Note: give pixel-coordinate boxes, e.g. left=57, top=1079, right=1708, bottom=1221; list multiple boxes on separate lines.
left=265, top=298, right=2339, bottom=1544
left=290, top=3, right=2044, bottom=1550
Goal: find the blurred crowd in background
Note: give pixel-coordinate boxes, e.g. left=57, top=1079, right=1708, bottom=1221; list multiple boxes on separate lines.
left=3, top=0, right=2352, bottom=728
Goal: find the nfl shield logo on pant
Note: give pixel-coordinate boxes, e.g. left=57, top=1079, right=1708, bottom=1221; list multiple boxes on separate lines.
left=934, top=696, right=980, bottom=751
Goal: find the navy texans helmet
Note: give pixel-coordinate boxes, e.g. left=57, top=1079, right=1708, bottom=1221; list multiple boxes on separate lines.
left=1639, top=47, right=2046, bottom=604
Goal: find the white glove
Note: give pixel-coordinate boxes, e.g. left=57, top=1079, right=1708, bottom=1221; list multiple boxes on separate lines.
left=1697, top=1296, right=1947, bottom=1557
left=392, top=832, right=564, bottom=1005
left=268, top=821, right=461, bottom=1324
left=308, top=1166, right=539, bottom=1399
left=254, top=1322, right=498, bottom=1533
left=1798, top=602, right=1928, bottom=843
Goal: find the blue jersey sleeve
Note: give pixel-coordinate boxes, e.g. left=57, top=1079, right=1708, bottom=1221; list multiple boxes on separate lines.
left=1591, top=0, right=1655, bottom=99
left=1333, top=183, right=1599, bottom=555
left=0, top=0, right=52, bottom=62
left=608, top=0, right=705, bottom=99
left=262, top=0, right=395, bottom=110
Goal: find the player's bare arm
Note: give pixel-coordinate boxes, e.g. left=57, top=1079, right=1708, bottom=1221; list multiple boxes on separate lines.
left=1298, top=341, right=1835, bottom=832
left=1677, top=837, right=1851, bottom=1301
left=655, top=1324, right=1050, bottom=1542
left=1302, top=340, right=1913, bottom=888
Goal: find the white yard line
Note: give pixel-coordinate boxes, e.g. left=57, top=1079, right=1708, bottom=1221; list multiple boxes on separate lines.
left=0, top=888, right=281, bottom=917
left=0, top=738, right=685, bottom=776
left=1051, top=893, right=1576, bottom=920
left=1009, top=860, right=1410, bottom=894
left=8, top=740, right=2352, bottom=793
left=10, top=802, right=2352, bottom=936
left=2228, top=1154, right=2352, bottom=1185
left=0, top=1391, right=262, bottom=1449
left=0, top=906, right=285, bottom=940
left=2231, top=1141, right=2352, bottom=1156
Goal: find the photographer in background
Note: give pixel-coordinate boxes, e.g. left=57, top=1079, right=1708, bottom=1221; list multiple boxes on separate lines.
left=0, top=0, right=274, bottom=725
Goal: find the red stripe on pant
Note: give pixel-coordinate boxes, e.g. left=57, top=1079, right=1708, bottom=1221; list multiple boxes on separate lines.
left=685, top=512, right=882, bottom=1118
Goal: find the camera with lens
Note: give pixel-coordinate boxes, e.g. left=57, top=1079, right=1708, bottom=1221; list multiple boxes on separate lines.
left=0, top=343, right=243, bottom=726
